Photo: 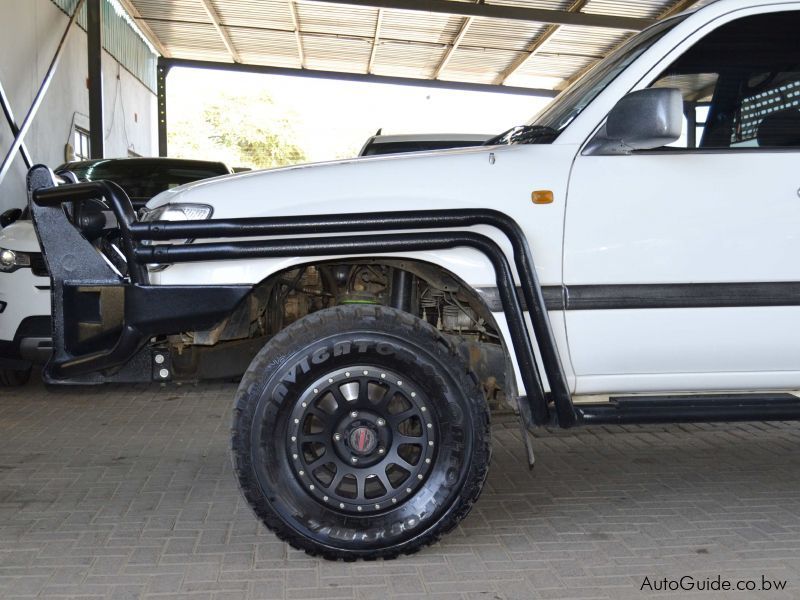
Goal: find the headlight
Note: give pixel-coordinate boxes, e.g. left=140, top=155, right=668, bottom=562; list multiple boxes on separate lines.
left=141, top=203, right=213, bottom=224
left=139, top=204, right=213, bottom=271
left=0, top=248, right=31, bottom=273
left=141, top=203, right=213, bottom=244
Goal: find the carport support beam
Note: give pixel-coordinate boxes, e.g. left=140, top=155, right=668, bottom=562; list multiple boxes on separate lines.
left=87, top=0, right=104, bottom=159
left=157, top=60, right=170, bottom=157
left=0, top=80, right=33, bottom=169
left=160, top=58, right=558, bottom=99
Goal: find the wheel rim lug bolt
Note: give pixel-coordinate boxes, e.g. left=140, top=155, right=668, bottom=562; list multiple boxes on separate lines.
left=375, top=504, right=380, bottom=509
left=291, top=436, right=296, bottom=442
left=340, top=503, right=345, bottom=509
left=351, top=457, right=358, bottom=464
left=328, top=378, right=334, bottom=383
left=428, top=441, right=434, bottom=446
left=345, top=372, right=351, bottom=377
left=292, top=454, right=298, bottom=460
left=421, top=406, right=426, bottom=412
left=299, top=470, right=305, bottom=476
left=309, top=485, right=314, bottom=490
left=392, top=498, right=397, bottom=504
left=427, top=423, right=432, bottom=429
left=425, top=458, right=431, bottom=464
left=377, top=418, right=386, bottom=426
left=417, top=474, right=423, bottom=480
left=378, top=448, right=385, bottom=455
left=323, top=496, right=329, bottom=501
left=357, top=506, right=362, bottom=512
left=406, top=487, right=412, bottom=493
left=334, top=433, right=342, bottom=441
left=381, top=373, right=386, bottom=379
left=350, top=411, right=358, bottom=418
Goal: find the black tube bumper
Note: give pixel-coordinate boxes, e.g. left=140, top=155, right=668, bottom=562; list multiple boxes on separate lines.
left=27, top=164, right=573, bottom=426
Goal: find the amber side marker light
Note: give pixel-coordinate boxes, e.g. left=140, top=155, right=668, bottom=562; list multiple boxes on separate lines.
left=532, top=190, right=554, bottom=204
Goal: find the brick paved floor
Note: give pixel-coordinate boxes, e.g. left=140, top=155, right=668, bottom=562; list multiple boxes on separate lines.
left=2, top=378, right=800, bottom=599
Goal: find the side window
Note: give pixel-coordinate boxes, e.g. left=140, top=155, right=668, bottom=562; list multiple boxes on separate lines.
left=646, top=11, right=800, bottom=150
left=73, top=127, right=91, bottom=161
left=732, top=77, right=800, bottom=147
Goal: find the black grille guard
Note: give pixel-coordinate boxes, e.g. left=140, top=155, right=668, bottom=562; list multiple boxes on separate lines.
left=27, top=164, right=576, bottom=427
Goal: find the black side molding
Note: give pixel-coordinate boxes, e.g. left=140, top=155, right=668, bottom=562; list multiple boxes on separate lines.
left=477, top=282, right=800, bottom=312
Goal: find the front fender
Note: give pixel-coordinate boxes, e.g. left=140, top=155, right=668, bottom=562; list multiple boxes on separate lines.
left=152, top=247, right=529, bottom=386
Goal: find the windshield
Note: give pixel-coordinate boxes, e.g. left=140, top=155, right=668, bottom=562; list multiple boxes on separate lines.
left=362, top=139, right=488, bottom=156
left=67, top=161, right=230, bottom=201
left=495, top=15, right=687, bottom=144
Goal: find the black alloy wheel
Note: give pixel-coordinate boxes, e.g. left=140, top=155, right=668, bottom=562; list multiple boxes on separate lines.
left=287, top=365, right=436, bottom=514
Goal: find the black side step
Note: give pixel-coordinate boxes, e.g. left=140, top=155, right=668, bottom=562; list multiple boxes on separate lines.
left=576, top=393, right=800, bottom=425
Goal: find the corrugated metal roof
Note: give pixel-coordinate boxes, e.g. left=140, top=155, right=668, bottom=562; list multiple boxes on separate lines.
left=52, top=0, right=158, bottom=91
left=122, top=0, right=704, bottom=92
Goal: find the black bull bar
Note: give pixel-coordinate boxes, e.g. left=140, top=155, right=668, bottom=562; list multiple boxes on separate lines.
left=27, top=164, right=576, bottom=428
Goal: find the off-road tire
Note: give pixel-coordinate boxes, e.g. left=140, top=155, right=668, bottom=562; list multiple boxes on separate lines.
left=0, top=367, right=31, bottom=387
left=231, top=305, right=490, bottom=560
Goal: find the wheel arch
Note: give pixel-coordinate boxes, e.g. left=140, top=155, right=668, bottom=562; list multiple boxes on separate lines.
left=224, top=252, right=522, bottom=410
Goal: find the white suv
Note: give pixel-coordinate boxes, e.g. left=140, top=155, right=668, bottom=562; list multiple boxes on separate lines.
left=25, top=0, right=800, bottom=560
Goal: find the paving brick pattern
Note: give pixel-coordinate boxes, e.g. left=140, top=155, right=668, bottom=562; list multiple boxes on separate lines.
left=2, top=378, right=800, bottom=599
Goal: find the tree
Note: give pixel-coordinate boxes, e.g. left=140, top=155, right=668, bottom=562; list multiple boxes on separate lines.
left=168, top=90, right=307, bottom=169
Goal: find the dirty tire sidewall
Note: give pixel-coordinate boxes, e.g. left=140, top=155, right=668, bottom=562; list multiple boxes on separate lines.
left=232, top=306, right=490, bottom=559
left=0, top=367, right=31, bottom=387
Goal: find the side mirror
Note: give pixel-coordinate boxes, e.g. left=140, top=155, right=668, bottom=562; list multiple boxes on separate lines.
left=586, top=88, right=683, bottom=155
left=0, top=208, right=22, bottom=228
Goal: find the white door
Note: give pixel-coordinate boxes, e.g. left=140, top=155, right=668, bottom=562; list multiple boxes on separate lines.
left=563, top=9, right=800, bottom=394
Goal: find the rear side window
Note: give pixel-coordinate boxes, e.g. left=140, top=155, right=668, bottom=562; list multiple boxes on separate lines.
left=646, top=11, right=800, bottom=150
left=732, top=76, right=800, bottom=147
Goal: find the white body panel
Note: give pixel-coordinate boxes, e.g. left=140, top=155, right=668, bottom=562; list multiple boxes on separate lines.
left=150, top=144, right=578, bottom=394
left=0, top=220, right=41, bottom=253
left=0, top=221, right=50, bottom=342
left=564, top=151, right=800, bottom=389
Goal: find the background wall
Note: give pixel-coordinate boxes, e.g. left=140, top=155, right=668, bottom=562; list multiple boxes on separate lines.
left=0, top=0, right=157, bottom=212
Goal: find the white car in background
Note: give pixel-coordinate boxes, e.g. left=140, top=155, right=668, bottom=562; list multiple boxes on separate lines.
left=0, top=157, right=232, bottom=386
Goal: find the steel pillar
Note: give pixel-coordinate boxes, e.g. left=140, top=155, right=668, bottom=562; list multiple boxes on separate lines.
left=157, top=59, right=169, bottom=157
left=87, top=0, right=104, bottom=159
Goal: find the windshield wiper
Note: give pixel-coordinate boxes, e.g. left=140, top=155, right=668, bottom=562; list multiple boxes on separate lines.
left=484, top=125, right=558, bottom=146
